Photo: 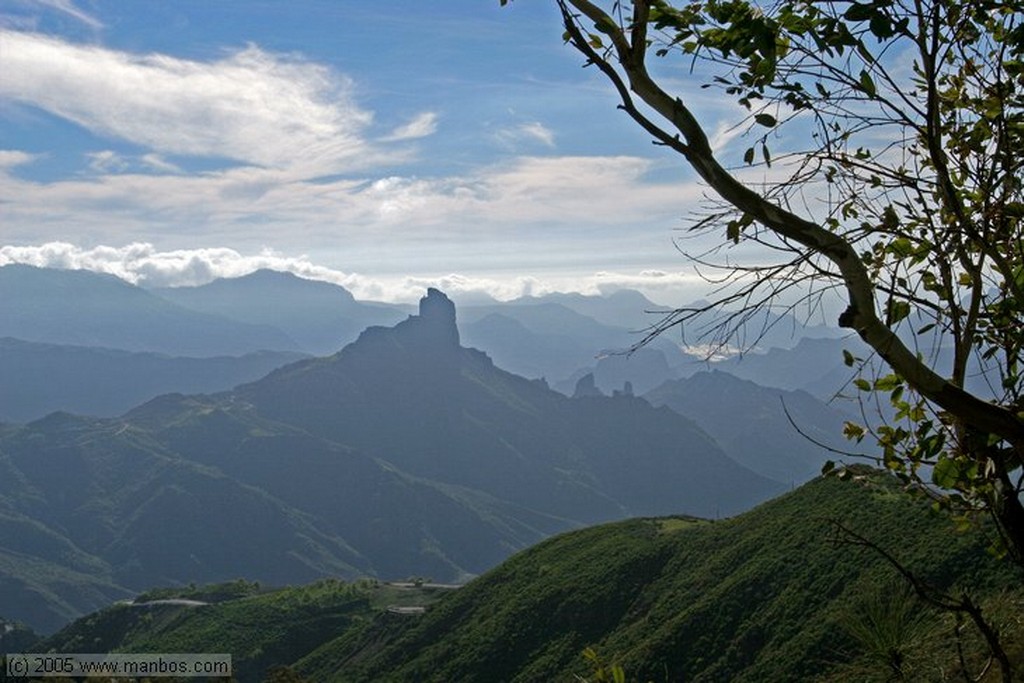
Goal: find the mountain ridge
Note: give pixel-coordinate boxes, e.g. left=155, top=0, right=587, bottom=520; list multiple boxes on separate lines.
left=0, top=289, right=781, bottom=632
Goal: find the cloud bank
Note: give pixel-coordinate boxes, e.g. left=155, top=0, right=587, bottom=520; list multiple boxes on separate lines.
left=0, top=242, right=707, bottom=305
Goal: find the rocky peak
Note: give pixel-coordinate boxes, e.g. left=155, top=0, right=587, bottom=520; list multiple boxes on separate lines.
left=572, top=373, right=605, bottom=398
left=420, top=288, right=456, bottom=325
left=360, top=287, right=460, bottom=355
left=343, top=288, right=460, bottom=359
left=415, top=287, right=460, bottom=348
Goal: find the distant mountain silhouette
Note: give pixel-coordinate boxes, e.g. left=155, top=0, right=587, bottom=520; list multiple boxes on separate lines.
left=0, top=289, right=781, bottom=632
left=458, top=301, right=637, bottom=380
left=0, top=338, right=307, bottom=422
left=0, top=265, right=298, bottom=355
left=239, top=289, right=779, bottom=522
left=645, top=371, right=854, bottom=484
left=710, top=336, right=866, bottom=399
left=555, top=346, right=699, bottom=397
left=504, top=289, right=670, bottom=330
left=152, top=270, right=407, bottom=355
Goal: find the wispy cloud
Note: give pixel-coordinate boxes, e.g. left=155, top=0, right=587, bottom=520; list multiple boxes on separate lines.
left=36, top=0, right=102, bottom=28
left=0, top=31, right=390, bottom=176
left=85, top=150, right=129, bottom=173
left=496, top=121, right=557, bottom=149
left=519, top=122, right=555, bottom=147
left=708, top=120, right=746, bottom=156
left=0, top=149, right=41, bottom=168
left=382, top=111, right=438, bottom=141
left=0, top=151, right=697, bottom=242
left=140, top=153, right=183, bottom=174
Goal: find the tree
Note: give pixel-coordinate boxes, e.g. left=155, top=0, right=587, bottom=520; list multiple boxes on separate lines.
left=504, top=0, right=1024, bottom=570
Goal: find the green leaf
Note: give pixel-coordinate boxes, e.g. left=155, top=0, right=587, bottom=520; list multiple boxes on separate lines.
left=743, top=146, right=755, bottom=165
left=887, top=300, right=911, bottom=324
left=853, top=378, right=872, bottom=391
left=859, top=69, right=877, bottom=97
left=869, top=12, right=894, bottom=39
left=874, top=373, right=902, bottom=391
left=932, top=457, right=960, bottom=489
left=727, top=221, right=741, bottom=244
left=844, top=3, right=875, bottom=21
left=888, top=236, right=912, bottom=257
left=843, top=421, right=865, bottom=440
left=754, top=113, right=777, bottom=127
left=595, top=15, right=618, bottom=34
left=842, top=349, right=856, bottom=367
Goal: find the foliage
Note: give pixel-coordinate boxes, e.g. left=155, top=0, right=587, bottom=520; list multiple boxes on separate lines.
left=840, top=581, right=934, bottom=680
left=506, top=0, right=1024, bottom=580
left=0, top=618, right=41, bottom=654
left=296, top=474, right=1021, bottom=682
left=37, top=578, right=446, bottom=683
left=29, top=476, right=1023, bottom=681
left=576, top=647, right=629, bottom=683
left=134, top=579, right=266, bottom=604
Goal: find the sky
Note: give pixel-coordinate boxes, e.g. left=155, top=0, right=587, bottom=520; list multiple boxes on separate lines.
left=0, top=0, right=766, bottom=304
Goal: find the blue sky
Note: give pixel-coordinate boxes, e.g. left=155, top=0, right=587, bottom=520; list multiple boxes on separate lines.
left=0, top=0, right=757, bottom=303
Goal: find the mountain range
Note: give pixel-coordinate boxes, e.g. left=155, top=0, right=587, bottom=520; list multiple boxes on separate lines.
left=0, top=264, right=299, bottom=356
left=151, top=269, right=408, bottom=356
left=1, top=264, right=854, bottom=419
left=644, top=370, right=854, bottom=484
left=0, top=289, right=782, bottom=632
left=0, top=338, right=306, bottom=423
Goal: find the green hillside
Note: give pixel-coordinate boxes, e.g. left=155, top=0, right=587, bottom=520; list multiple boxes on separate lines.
left=301, top=473, right=1022, bottom=682
left=35, top=579, right=449, bottom=681
left=32, top=473, right=1023, bottom=682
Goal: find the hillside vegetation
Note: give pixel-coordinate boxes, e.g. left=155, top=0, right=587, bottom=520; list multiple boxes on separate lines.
left=32, top=473, right=1023, bottom=682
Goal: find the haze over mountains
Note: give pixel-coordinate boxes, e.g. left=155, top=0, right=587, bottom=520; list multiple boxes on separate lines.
left=0, top=264, right=863, bottom=633
left=152, top=269, right=408, bottom=356
left=0, top=264, right=855, bottom=421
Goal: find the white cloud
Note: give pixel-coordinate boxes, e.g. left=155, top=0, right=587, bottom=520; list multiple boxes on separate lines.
left=496, top=121, right=557, bottom=149
left=0, top=151, right=697, bottom=243
left=0, top=31, right=388, bottom=175
left=0, top=242, right=713, bottom=305
left=708, top=119, right=746, bottom=156
left=86, top=150, right=129, bottom=173
left=140, top=153, right=183, bottom=174
left=0, top=242, right=351, bottom=288
left=519, top=122, right=555, bottom=147
left=0, top=149, right=40, bottom=168
left=382, top=112, right=438, bottom=141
